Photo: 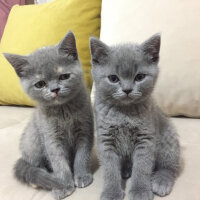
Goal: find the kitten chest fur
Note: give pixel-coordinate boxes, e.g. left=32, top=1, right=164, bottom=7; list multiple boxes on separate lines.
left=36, top=100, right=87, bottom=149
left=95, top=98, right=155, bottom=160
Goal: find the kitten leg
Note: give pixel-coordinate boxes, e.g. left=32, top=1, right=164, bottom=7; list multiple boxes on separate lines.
left=74, top=140, right=93, bottom=188
left=45, top=137, right=75, bottom=200
left=73, top=117, right=93, bottom=188
left=15, top=126, right=63, bottom=190
left=100, top=152, right=124, bottom=200
left=128, top=133, right=155, bottom=200
left=152, top=124, right=180, bottom=197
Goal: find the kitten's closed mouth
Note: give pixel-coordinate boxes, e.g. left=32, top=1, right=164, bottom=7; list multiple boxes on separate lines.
left=50, top=93, right=63, bottom=101
left=123, top=95, right=132, bottom=99
left=121, top=96, right=133, bottom=103
left=51, top=94, right=67, bottom=103
left=52, top=93, right=59, bottom=98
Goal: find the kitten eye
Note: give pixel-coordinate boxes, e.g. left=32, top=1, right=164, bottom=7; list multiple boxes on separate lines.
left=108, top=75, right=119, bottom=83
left=59, top=73, right=70, bottom=80
left=135, top=74, right=146, bottom=82
left=34, top=81, right=46, bottom=88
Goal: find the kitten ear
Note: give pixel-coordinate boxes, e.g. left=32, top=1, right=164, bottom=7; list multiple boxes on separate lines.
left=90, top=37, right=110, bottom=65
left=58, top=31, right=78, bottom=60
left=3, top=53, right=28, bottom=77
left=141, top=33, right=161, bottom=64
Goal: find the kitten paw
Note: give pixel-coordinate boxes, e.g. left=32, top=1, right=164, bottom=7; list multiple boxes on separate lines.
left=52, top=185, right=75, bottom=200
left=74, top=173, right=93, bottom=188
left=52, top=187, right=75, bottom=200
left=152, top=170, right=174, bottom=196
left=129, top=190, right=153, bottom=200
left=100, top=189, right=124, bottom=200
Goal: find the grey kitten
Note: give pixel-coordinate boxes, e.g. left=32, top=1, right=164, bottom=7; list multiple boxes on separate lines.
left=4, top=31, right=94, bottom=200
left=90, top=34, right=180, bottom=200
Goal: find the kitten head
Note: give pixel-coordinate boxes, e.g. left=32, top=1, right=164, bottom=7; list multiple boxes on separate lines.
left=4, top=31, right=83, bottom=105
left=90, top=34, right=160, bottom=105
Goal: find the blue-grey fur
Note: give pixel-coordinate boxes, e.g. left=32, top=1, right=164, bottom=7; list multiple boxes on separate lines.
left=90, top=34, right=180, bottom=200
left=4, top=31, right=94, bottom=200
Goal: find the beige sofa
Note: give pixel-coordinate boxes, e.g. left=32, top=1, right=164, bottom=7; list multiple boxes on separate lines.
left=0, top=105, right=200, bottom=200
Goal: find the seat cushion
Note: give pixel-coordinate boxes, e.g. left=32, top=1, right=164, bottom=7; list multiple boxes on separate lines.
left=0, top=106, right=199, bottom=200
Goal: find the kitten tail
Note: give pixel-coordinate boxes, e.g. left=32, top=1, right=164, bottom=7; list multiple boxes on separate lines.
left=14, top=158, right=64, bottom=190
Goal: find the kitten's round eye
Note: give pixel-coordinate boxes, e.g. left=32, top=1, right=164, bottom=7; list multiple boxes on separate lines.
left=108, top=75, right=119, bottom=83
left=34, top=81, right=46, bottom=88
left=135, top=74, right=146, bottom=82
left=59, top=73, right=70, bottom=80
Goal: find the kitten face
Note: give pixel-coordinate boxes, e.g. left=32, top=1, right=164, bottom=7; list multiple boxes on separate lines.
left=4, top=31, right=83, bottom=105
left=21, top=55, right=82, bottom=105
left=90, top=34, right=160, bottom=105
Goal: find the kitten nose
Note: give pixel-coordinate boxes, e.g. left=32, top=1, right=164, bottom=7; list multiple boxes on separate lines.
left=51, top=88, right=60, bottom=94
left=123, top=89, right=132, bottom=95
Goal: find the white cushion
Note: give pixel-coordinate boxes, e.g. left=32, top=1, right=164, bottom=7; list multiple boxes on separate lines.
left=100, top=0, right=200, bottom=117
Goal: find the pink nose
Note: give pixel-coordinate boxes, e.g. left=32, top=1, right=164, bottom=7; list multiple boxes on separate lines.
left=51, top=88, right=60, bottom=94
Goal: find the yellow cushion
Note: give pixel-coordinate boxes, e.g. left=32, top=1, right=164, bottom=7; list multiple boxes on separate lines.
left=0, top=0, right=101, bottom=106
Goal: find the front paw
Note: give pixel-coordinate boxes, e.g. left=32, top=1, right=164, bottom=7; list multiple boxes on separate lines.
left=74, top=173, right=93, bottom=188
left=151, top=170, right=174, bottom=196
left=128, top=190, right=153, bottom=200
left=100, top=188, right=124, bottom=200
left=52, top=185, right=75, bottom=200
left=52, top=177, right=75, bottom=200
